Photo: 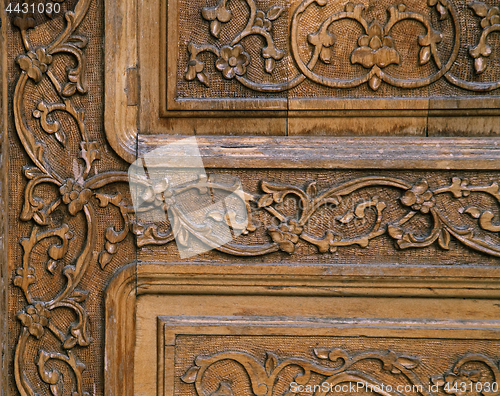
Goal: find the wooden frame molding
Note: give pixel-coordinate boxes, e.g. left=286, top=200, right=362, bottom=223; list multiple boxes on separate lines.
left=106, top=262, right=500, bottom=396
left=138, top=135, right=500, bottom=169
left=1, top=3, right=9, bottom=394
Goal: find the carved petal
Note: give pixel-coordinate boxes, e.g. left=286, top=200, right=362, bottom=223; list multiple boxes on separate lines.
left=351, top=47, right=375, bottom=68
left=469, top=1, right=488, bottom=17
left=181, top=366, right=200, bottom=383
left=217, top=6, right=232, bottom=22
left=215, top=58, right=228, bottom=72
left=222, top=66, right=235, bottom=79
left=374, top=47, right=400, bottom=67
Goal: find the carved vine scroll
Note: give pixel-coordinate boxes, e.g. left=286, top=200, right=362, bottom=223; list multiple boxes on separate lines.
left=185, top=0, right=500, bottom=92
left=182, top=348, right=500, bottom=396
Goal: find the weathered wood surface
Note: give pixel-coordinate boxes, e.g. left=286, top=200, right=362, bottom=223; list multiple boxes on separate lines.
left=4, top=0, right=500, bottom=395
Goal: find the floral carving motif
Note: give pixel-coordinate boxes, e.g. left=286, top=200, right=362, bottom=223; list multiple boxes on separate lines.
left=202, top=0, right=232, bottom=38
left=60, top=179, right=93, bottom=215
left=186, top=0, right=285, bottom=85
left=182, top=349, right=500, bottom=396
left=469, top=1, right=500, bottom=74
left=400, top=180, right=436, bottom=214
left=185, top=0, right=500, bottom=92
left=17, top=303, right=50, bottom=339
left=267, top=220, right=303, bottom=253
left=351, top=20, right=401, bottom=90
left=216, top=45, right=250, bottom=79
left=17, top=48, right=53, bottom=83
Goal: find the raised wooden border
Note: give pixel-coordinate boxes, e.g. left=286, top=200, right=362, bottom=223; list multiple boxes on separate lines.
left=138, top=136, right=500, bottom=169
left=159, top=315, right=500, bottom=395
left=106, top=262, right=500, bottom=396
left=158, top=0, right=500, bottom=114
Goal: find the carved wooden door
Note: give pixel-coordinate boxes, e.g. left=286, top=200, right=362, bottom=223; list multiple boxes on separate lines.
left=3, top=0, right=500, bottom=395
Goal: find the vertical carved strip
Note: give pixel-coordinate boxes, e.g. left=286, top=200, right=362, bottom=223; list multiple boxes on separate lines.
left=0, top=3, right=8, bottom=395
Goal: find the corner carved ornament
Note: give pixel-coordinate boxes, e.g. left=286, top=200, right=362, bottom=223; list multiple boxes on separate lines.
left=9, top=1, right=500, bottom=396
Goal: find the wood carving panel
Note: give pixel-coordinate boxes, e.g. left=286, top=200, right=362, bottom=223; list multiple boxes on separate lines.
left=134, top=169, right=500, bottom=265
left=176, top=336, right=500, bottom=396
left=5, top=0, right=500, bottom=394
left=155, top=316, right=500, bottom=396
left=171, top=0, right=500, bottom=102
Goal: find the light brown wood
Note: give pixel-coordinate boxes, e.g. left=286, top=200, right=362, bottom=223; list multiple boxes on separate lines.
left=105, top=262, right=500, bottom=396
left=138, top=136, right=500, bottom=169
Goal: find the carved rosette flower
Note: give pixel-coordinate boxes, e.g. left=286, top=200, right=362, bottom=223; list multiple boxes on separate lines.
left=400, top=180, right=436, bottom=214
left=351, top=21, right=400, bottom=90
left=216, top=45, right=250, bottom=79
left=17, top=303, right=51, bottom=339
left=17, top=48, right=53, bottom=83
left=60, top=179, right=93, bottom=215
left=268, top=220, right=303, bottom=253
left=469, top=2, right=500, bottom=74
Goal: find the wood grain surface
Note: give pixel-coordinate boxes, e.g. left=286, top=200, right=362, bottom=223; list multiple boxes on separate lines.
left=3, top=0, right=500, bottom=395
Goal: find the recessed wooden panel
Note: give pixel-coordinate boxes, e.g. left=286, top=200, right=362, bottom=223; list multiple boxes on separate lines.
left=104, top=0, right=500, bottom=161
left=165, top=0, right=500, bottom=109
left=131, top=288, right=500, bottom=395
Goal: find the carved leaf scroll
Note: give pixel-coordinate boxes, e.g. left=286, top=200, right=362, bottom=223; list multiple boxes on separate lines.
left=182, top=348, right=500, bottom=396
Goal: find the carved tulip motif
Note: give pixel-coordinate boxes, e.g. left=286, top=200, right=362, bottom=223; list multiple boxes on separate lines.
left=428, top=0, right=450, bottom=19
left=201, top=0, right=232, bottom=38
left=351, top=21, right=400, bottom=90
left=308, top=29, right=336, bottom=64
